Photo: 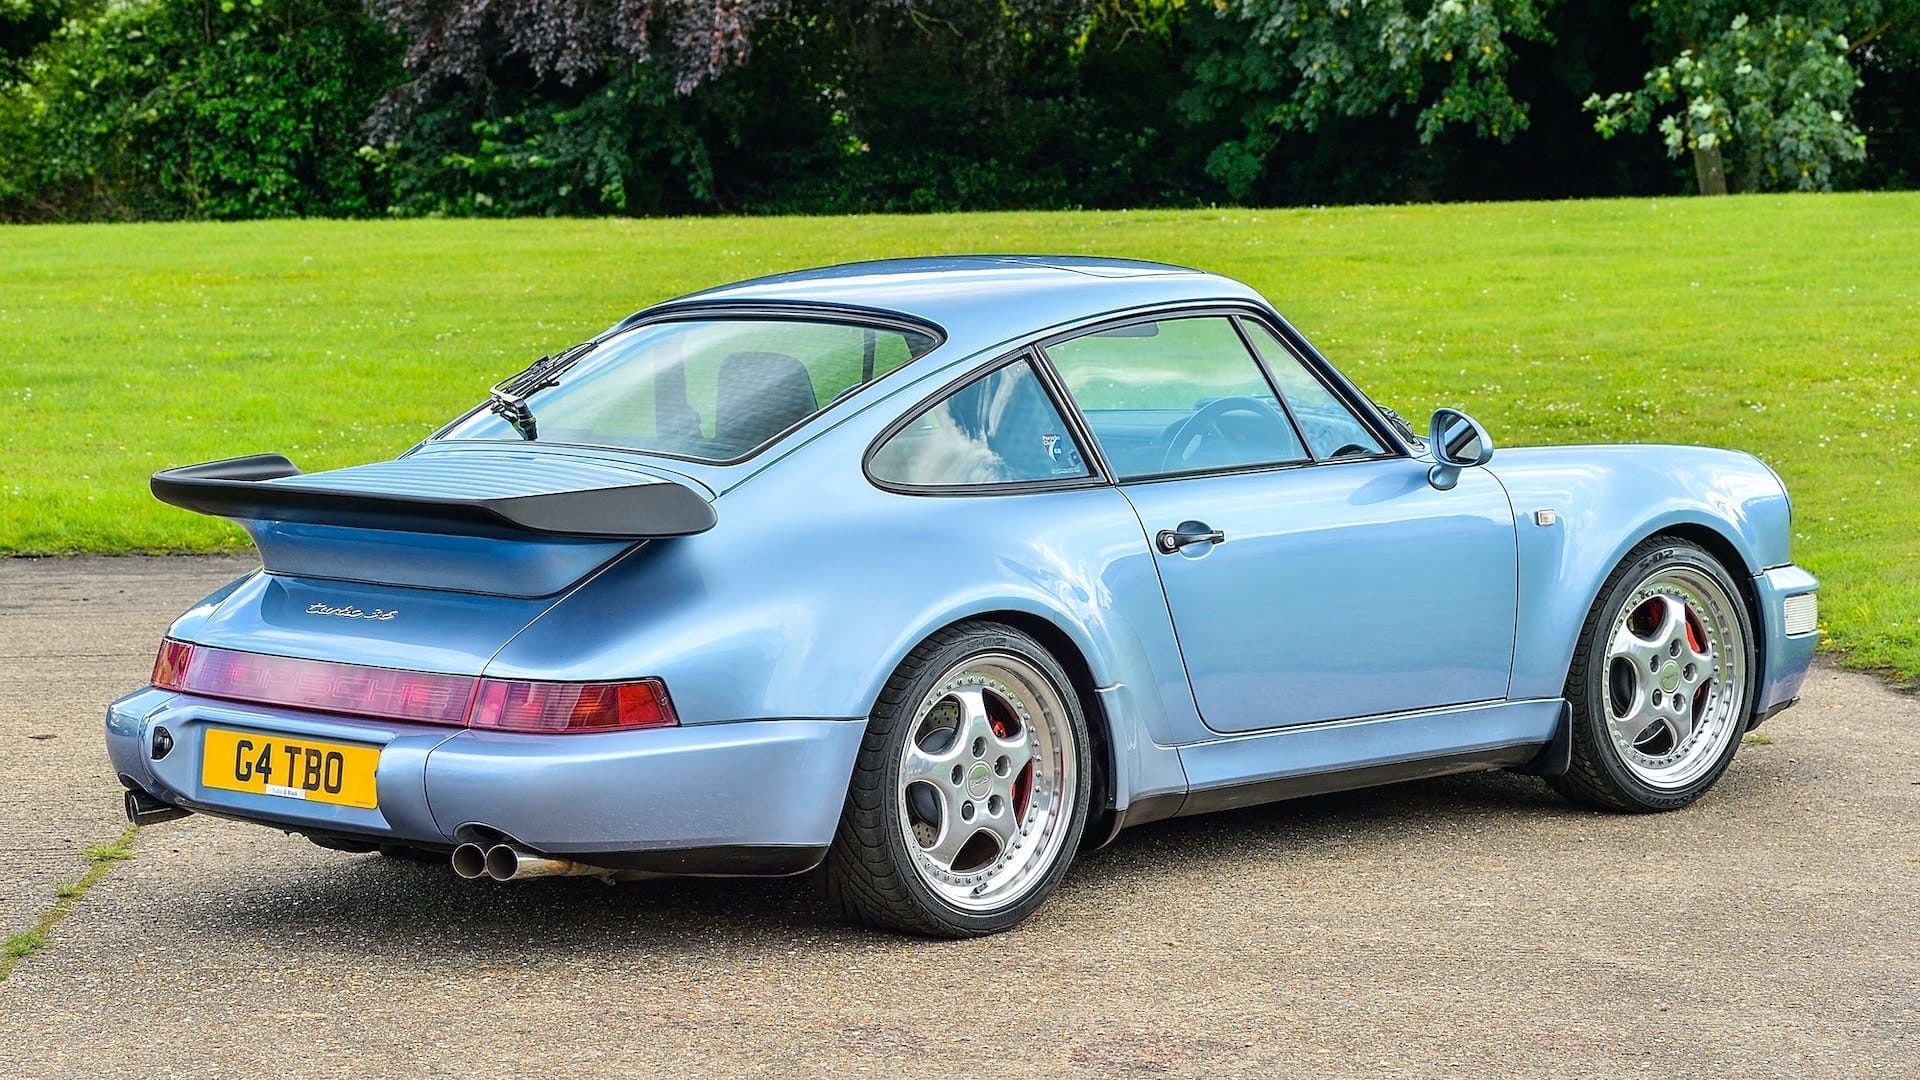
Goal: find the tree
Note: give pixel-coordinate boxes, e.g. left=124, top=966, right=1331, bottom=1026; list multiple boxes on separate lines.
left=358, top=0, right=1150, bottom=216
left=1586, top=1, right=1916, bottom=194
left=364, top=0, right=791, bottom=133
left=1, top=0, right=395, bottom=219
left=1184, top=0, right=1557, bottom=201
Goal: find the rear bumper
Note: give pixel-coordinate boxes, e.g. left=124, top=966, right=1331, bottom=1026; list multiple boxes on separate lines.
left=106, top=688, right=864, bottom=874
left=1751, top=564, right=1819, bottom=725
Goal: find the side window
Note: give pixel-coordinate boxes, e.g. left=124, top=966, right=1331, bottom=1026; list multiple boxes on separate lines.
left=1046, top=316, right=1308, bottom=480
left=869, top=359, right=1092, bottom=488
left=1241, top=320, right=1387, bottom=460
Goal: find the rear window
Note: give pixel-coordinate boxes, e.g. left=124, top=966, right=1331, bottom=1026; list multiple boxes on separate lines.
left=441, top=318, right=940, bottom=461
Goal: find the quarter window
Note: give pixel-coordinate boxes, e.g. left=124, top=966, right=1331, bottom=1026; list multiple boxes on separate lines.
left=869, top=360, right=1092, bottom=488
left=1240, top=320, right=1386, bottom=460
left=1046, top=317, right=1309, bottom=480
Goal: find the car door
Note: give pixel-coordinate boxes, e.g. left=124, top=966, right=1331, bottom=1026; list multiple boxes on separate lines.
left=1043, top=313, right=1517, bottom=734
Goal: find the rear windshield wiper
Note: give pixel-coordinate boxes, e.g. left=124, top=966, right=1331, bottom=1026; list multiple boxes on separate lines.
left=488, top=338, right=601, bottom=441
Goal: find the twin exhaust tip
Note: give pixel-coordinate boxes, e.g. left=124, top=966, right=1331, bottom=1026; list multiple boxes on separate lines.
left=450, top=842, right=603, bottom=883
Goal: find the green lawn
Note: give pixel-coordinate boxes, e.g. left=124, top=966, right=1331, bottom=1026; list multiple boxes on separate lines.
left=2, top=196, right=1916, bottom=681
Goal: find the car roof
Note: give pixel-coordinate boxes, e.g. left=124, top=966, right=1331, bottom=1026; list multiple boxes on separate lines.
left=648, top=256, right=1269, bottom=348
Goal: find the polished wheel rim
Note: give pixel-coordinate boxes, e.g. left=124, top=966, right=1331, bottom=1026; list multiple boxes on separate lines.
left=1600, top=566, right=1747, bottom=790
left=896, top=652, right=1078, bottom=912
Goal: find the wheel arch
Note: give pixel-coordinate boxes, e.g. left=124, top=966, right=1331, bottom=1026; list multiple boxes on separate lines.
left=879, top=608, right=1120, bottom=852
left=1652, top=521, right=1763, bottom=618
left=1511, top=508, right=1775, bottom=702
left=1599, top=517, right=1765, bottom=654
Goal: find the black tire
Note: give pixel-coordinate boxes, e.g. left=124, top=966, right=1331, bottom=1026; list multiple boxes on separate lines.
left=1551, top=536, right=1756, bottom=812
left=824, top=621, right=1092, bottom=936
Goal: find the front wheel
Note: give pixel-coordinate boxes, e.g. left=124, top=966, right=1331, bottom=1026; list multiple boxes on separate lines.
left=825, top=622, right=1090, bottom=936
left=1553, top=537, right=1756, bottom=812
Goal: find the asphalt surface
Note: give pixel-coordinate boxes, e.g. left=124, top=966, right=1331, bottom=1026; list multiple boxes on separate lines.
left=0, top=556, right=1915, bottom=1078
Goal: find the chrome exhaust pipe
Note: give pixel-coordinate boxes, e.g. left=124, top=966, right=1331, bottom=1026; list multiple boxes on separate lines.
left=450, top=842, right=488, bottom=880
left=124, top=789, right=191, bottom=826
left=482, top=844, right=603, bottom=882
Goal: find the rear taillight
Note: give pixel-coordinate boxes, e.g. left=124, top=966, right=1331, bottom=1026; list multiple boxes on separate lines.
left=148, top=640, right=676, bottom=733
left=469, top=678, right=677, bottom=733
left=148, top=640, right=475, bottom=725
left=152, top=639, right=195, bottom=691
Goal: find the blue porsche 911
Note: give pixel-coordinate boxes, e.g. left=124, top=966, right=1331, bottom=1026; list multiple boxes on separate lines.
left=108, top=256, right=1819, bottom=935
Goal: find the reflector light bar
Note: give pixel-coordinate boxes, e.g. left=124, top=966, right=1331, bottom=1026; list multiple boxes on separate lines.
left=149, top=640, right=676, bottom=733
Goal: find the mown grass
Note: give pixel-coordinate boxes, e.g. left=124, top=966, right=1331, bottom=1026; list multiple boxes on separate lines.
left=1, top=196, right=1915, bottom=679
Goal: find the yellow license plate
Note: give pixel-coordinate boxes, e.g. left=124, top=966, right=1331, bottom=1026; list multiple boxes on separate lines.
left=200, top=728, right=380, bottom=810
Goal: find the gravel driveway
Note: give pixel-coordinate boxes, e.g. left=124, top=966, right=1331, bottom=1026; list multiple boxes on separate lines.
left=1, top=556, right=1914, bottom=1078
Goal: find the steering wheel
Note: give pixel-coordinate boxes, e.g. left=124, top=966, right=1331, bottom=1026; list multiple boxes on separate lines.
left=1158, top=396, right=1297, bottom=474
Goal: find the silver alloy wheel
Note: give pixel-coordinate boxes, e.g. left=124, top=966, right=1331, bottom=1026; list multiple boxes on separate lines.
left=1599, top=566, right=1748, bottom=790
left=896, top=652, right=1079, bottom=912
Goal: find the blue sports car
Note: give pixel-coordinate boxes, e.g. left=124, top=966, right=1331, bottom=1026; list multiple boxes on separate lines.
left=108, top=256, right=1819, bottom=935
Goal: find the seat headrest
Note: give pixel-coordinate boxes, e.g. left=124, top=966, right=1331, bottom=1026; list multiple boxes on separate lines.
left=715, top=350, right=819, bottom=453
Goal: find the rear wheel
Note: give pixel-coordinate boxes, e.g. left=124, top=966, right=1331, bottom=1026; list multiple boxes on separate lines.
left=1553, top=537, right=1755, bottom=811
left=825, top=622, right=1090, bottom=936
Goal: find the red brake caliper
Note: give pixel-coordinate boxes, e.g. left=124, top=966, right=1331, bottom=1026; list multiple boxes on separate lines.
left=988, top=711, right=1034, bottom=823
left=1684, top=605, right=1710, bottom=717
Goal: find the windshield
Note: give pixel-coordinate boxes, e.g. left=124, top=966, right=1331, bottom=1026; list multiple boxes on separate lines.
left=441, top=317, right=939, bottom=461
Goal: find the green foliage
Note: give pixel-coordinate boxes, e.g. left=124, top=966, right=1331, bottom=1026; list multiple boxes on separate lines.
left=1585, top=1, right=1920, bottom=192
left=82, top=841, right=134, bottom=862
left=1853, top=12, right=1920, bottom=187
left=0, top=1, right=1916, bottom=217
left=361, top=0, right=1219, bottom=217
left=363, top=67, right=714, bottom=217
left=1186, top=0, right=1556, bottom=199
left=0, top=0, right=397, bottom=220
left=0, top=0, right=78, bottom=68
left=1588, top=12, right=1869, bottom=191
left=3, top=931, right=44, bottom=961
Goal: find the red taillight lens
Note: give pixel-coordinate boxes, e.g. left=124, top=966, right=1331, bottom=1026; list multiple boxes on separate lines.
left=469, top=677, right=677, bottom=733
left=148, top=639, right=677, bottom=733
left=152, top=639, right=195, bottom=691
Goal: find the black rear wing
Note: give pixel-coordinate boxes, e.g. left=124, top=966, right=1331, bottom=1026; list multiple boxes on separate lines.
left=151, top=454, right=717, bottom=540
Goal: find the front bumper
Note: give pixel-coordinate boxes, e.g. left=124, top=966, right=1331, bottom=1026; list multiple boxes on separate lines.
left=106, top=689, right=865, bottom=874
left=1751, top=564, right=1819, bottom=725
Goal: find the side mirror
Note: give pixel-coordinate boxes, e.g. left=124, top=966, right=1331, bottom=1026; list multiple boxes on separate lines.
left=1427, top=408, right=1494, bottom=491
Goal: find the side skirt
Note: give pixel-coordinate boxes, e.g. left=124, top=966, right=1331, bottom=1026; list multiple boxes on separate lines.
left=1179, top=743, right=1541, bottom=816
left=1168, top=697, right=1563, bottom=820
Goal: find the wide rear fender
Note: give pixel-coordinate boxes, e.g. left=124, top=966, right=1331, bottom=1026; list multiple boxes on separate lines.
left=483, top=420, right=1205, bottom=810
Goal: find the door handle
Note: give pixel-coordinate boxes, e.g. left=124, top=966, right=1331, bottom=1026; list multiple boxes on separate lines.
left=1156, top=523, right=1226, bottom=553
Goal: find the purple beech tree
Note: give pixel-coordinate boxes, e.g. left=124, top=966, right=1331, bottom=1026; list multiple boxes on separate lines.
left=366, top=0, right=791, bottom=128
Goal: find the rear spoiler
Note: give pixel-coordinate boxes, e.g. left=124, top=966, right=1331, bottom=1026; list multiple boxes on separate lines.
left=151, top=454, right=717, bottom=540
